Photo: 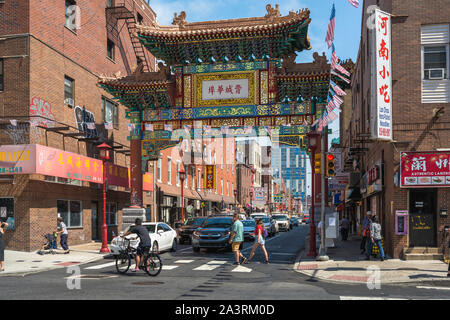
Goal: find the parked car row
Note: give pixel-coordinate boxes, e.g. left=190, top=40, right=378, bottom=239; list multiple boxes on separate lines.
left=109, top=212, right=304, bottom=256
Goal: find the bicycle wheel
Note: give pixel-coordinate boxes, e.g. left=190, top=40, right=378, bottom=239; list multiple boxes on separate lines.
left=143, top=252, right=162, bottom=277
left=115, top=253, right=131, bottom=274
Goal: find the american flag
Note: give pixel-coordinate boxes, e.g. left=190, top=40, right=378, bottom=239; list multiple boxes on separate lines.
left=328, top=111, right=339, bottom=122
left=330, top=80, right=347, bottom=96
left=86, top=122, right=96, bottom=130
left=325, top=4, right=336, bottom=49
left=105, top=122, right=114, bottom=130
left=327, top=96, right=336, bottom=113
left=348, top=0, right=359, bottom=8
left=330, top=90, right=344, bottom=106
left=331, top=70, right=350, bottom=84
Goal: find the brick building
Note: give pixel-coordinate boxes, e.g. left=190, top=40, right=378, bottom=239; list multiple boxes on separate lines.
left=342, top=0, right=450, bottom=259
left=155, top=136, right=236, bottom=225
left=0, top=0, right=157, bottom=251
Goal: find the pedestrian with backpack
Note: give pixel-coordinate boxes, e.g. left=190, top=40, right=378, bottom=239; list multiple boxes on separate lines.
left=245, top=219, right=269, bottom=264
left=365, top=216, right=385, bottom=261
left=360, top=211, right=372, bottom=254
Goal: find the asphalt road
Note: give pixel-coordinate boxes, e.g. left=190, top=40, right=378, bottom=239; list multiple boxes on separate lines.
left=0, top=224, right=449, bottom=302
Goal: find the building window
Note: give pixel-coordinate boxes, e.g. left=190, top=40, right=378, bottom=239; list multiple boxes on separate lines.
left=107, top=39, right=115, bottom=61
left=65, top=0, right=77, bottom=32
left=423, top=46, right=448, bottom=79
left=57, top=200, right=82, bottom=228
left=106, top=202, right=117, bottom=226
left=106, top=0, right=114, bottom=8
left=0, top=59, right=3, bottom=91
left=137, top=12, right=143, bottom=24
left=191, top=166, right=195, bottom=190
left=167, top=158, right=172, bottom=185
left=0, top=198, right=14, bottom=230
left=64, top=76, right=74, bottom=107
left=157, top=158, right=162, bottom=182
left=198, top=168, right=201, bottom=191
left=101, top=96, right=119, bottom=128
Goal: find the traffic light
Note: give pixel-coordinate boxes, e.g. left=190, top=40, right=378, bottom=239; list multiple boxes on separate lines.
left=314, top=153, right=321, bottom=174
left=326, top=153, right=335, bottom=177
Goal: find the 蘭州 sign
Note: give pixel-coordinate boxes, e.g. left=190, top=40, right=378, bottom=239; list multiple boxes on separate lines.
left=400, top=151, right=450, bottom=188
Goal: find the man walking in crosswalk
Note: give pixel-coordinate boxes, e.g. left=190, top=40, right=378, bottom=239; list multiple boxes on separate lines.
left=229, top=213, right=247, bottom=265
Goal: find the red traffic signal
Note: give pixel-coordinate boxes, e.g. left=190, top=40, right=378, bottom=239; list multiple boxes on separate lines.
left=327, top=154, right=335, bottom=161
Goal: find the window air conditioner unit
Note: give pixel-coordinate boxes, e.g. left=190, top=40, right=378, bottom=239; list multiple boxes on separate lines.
left=65, top=98, right=74, bottom=106
left=428, top=68, right=445, bottom=80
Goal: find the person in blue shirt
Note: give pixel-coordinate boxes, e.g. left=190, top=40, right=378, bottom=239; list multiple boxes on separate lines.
left=229, top=214, right=247, bottom=265
left=360, top=211, right=372, bottom=254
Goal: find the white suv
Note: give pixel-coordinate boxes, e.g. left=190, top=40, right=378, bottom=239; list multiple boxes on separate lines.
left=271, top=214, right=290, bottom=231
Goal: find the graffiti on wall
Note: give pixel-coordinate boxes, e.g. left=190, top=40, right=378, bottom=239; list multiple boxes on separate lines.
left=29, top=97, right=55, bottom=128
left=74, top=106, right=98, bottom=138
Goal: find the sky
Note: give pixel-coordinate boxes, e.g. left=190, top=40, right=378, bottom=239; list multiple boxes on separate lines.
left=149, top=0, right=363, bottom=197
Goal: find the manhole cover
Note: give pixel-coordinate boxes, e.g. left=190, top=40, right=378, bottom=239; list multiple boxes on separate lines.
left=132, top=281, right=164, bottom=285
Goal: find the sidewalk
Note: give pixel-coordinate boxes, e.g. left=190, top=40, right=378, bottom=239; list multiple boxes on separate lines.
left=294, top=233, right=450, bottom=284
left=0, top=242, right=110, bottom=276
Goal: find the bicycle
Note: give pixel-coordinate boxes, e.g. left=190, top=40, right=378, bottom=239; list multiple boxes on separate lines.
left=115, top=238, right=162, bottom=276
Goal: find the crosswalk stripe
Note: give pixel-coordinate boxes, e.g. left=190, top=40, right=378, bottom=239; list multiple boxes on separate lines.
left=175, top=260, right=194, bottom=264
left=231, top=265, right=252, bottom=273
left=162, top=265, right=179, bottom=270
left=193, top=260, right=227, bottom=271
left=84, top=262, right=116, bottom=270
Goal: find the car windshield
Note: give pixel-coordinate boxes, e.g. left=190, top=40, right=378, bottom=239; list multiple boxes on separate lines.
left=242, top=220, right=255, bottom=227
left=185, top=218, right=205, bottom=226
left=272, top=215, right=288, bottom=221
left=261, top=218, right=270, bottom=224
left=202, top=218, right=232, bottom=228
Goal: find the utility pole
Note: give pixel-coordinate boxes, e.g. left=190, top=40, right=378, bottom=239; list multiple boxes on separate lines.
left=317, top=126, right=329, bottom=261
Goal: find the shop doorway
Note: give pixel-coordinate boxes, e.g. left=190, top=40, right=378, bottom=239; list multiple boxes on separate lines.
left=91, top=201, right=99, bottom=241
left=409, top=189, right=437, bottom=247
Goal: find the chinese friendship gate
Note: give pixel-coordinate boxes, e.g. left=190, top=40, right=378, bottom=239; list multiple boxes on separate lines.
left=99, top=5, right=337, bottom=208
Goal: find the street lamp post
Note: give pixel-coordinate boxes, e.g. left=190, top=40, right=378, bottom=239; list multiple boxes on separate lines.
left=307, top=131, right=320, bottom=257
left=97, top=142, right=111, bottom=253
left=179, top=169, right=186, bottom=223
left=249, top=190, right=253, bottom=215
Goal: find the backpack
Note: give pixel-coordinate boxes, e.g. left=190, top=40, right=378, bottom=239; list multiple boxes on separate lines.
left=362, top=225, right=371, bottom=238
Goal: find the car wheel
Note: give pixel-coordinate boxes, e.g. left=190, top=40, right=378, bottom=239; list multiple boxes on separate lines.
left=152, top=241, right=159, bottom=254
left=193, top=246, right=200, bottom=252
left=171, top=239, right=177, bottom=252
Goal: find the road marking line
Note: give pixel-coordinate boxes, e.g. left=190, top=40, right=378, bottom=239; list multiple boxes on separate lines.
left=340, top=296, right=408, bottom=300
left=271, top=253, right=294, bottom=256
left=177, top=247, right=193, bottom=252
left=84, top=262, right=116, bottom=270
left=175, top=260, right=194, bottom=264
left=231, top=265, right=252, bottom=273
left=162, top=265, right=179, bottom=270
left=193, top=260, right=227, bottom=271
left=416, top=286, right=450, bottom=291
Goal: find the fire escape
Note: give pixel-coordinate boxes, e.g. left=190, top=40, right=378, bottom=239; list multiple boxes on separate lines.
left=106, top=0, right=151, bottom=73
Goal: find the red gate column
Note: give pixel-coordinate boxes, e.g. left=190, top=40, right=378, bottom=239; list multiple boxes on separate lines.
left=130, top=135, right=143, bottom=208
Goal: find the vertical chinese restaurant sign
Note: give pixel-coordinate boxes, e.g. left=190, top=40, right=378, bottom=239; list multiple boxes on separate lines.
left=400, top=151, right=450, bottom=188
left=372, top=9, right=392, bottom=141
left=204, top=165, right=216, bottom=189
left=0, top=144, right=103, bottom=183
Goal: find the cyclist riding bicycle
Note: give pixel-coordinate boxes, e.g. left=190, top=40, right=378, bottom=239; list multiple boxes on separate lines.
left=121, top=218, right=152, bottom=272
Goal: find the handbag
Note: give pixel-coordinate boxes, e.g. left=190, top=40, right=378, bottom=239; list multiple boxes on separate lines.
left=262, top=228, right=268, bottom=239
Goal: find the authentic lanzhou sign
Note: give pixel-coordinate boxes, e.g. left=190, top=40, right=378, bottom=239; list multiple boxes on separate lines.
left=400, top=151, right=450, bottom=188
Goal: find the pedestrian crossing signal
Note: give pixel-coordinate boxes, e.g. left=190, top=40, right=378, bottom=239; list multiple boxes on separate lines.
left=314, top=153, right=321, bottom=174
left=326, top=153, right=335, bottom=177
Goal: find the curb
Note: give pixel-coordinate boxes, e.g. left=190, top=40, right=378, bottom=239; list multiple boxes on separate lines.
left=293, top=236, right=450, bottom=285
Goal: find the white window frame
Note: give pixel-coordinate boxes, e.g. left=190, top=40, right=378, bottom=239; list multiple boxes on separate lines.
left=167, top=157, right=172, bottom=185
left=421, top=44, right=449, bottom=80
left=157, top=158, right=162, bottom=182
left=198, top=168, right=202, bottom=191
left=191, top=166, right=195, bottom=190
